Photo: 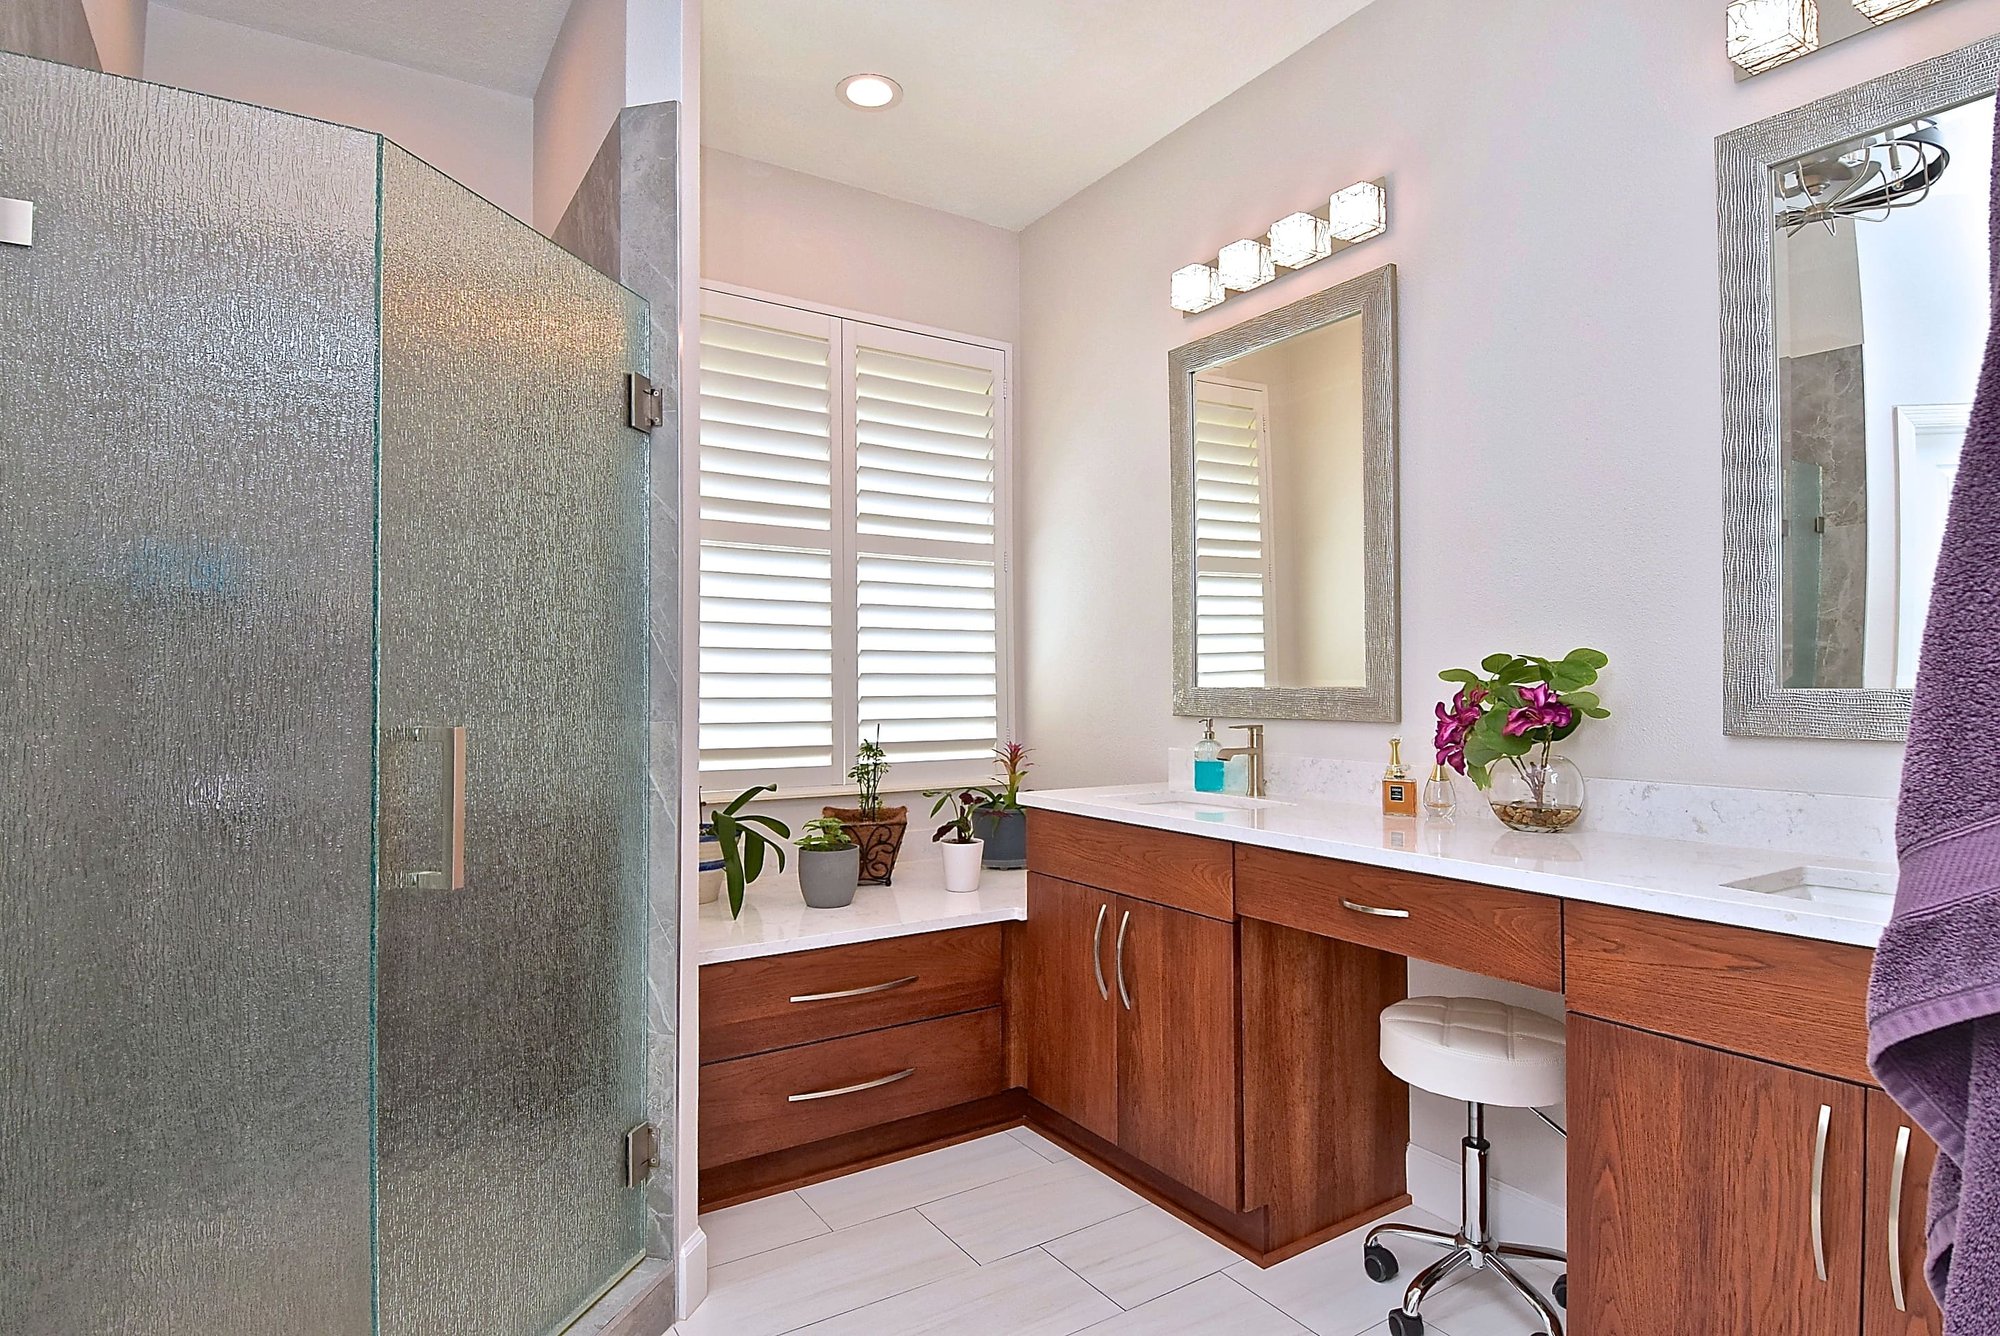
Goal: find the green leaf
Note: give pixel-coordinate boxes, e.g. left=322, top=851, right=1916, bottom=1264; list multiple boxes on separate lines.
left=713, top=815, right=747, bottom=918
left=742, top=835, right=765, bottom=885
left=1563, top=691, right=1600, bottom=711
left=1547, top=663, right=1596, bottom=691
left=1567, top=648, right=1610, bottom=670
left=1481, top=652, right=1516, bottom=674
left=721, top=783, right=775, bottom=816
left=737, top=812, right=792, bottom=840
left=1583, top=706, right=1611, bottom=719
left=1440, top=667, right=1483, bottom=686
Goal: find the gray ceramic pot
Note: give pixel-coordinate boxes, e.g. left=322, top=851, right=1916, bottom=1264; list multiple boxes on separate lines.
left=798, top=845, right=861, bottom=909
left=972, top=807, right=1028, bottom=869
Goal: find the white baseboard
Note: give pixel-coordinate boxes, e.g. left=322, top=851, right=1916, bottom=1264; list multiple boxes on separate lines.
left=676, top=1225, right=709, bottom=1321
left=1405, top=1144, right=1566, bottom=1251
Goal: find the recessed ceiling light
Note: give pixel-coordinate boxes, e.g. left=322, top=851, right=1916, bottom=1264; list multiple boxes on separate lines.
left=837, top=73, right=903, bottom=110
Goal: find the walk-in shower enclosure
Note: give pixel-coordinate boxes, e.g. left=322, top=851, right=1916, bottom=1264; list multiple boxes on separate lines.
left=2, top=53, right=653, bottom=1334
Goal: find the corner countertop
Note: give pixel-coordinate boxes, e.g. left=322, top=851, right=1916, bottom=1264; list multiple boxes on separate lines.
left=697, top=862, right=1028, bottom=964
left=1023, top=784, right=1897, bottom=949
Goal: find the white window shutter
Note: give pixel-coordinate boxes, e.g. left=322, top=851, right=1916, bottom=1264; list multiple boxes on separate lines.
left=1193, top=378, right=1270, bottom=688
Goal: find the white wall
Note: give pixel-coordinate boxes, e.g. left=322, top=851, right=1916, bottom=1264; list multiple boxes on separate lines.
left=703, top=148, right=1021, bottom=344
left=533, top=0, right=623, bottom=232
left=1017, top=0, right=2000, bottom=802
left=80, top=0, right=145, bottom=76
left=145, top=5, right=534, bottom=220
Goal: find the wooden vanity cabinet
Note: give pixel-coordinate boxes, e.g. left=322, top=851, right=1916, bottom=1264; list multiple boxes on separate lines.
left=1864, top=1088, right=1945, bottom=1336
left=1019, top=874, right=1118, bottom=1141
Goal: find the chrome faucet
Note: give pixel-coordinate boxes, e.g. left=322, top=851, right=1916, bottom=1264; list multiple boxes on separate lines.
left=1218, top=724, right=1266, bottom=798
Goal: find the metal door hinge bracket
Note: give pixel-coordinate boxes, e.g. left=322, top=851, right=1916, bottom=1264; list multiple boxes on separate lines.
left=627, top=372, right=663, bottom=432
left=626, top=1122, right=659, bottom=1187
left=1, top=198, right=34, bottom=248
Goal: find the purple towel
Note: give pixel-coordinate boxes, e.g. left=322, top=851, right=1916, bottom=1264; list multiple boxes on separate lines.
left=1868, top=91, right=2000, bottom=1332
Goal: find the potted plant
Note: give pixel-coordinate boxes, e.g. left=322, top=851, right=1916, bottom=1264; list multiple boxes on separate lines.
left=1435, top=649, right=1611, bottom=833
left=795, top=817, right=861, bottom=909
left=704, top=784, right=791, bottom=918
left=970, top=741, right=1032, bottom=869
left=823, top=734, right=908, bottom=886
left=927, top=787, right=997, bottom=893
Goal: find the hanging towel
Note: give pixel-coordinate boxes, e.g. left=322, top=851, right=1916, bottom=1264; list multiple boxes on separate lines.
left=1869, top=91, right=2000, bottom=1333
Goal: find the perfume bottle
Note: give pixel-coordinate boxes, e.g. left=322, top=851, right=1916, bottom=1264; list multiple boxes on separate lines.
left=1423, top=763, right=1458, bottom=819
left=1381, top=736, right=1418, bottom=817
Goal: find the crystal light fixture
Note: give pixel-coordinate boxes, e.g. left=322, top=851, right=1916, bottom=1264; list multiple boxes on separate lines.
left=1327, top=183, right=1387, bottom=243
left=1267, top=211, right=1332, bottom=268
left=1727, top=0, right=1819, bottom=74
left=1217, top=238, right=1275, bottom=292
left=1852, top=0, right=1940, bottom=20
left=1170, top=262, right=1226, bottom=313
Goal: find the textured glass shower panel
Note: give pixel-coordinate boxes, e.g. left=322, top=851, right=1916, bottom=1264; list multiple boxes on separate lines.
left=374, top=145, right=651, bottom=1336
left=0, top=53, right=379, bottom=1334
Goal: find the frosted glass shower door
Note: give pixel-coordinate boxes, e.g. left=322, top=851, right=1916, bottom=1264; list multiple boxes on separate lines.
left=372, top=147, right=652, bottom=1335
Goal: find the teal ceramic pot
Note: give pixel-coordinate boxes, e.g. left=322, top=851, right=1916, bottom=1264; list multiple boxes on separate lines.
left=972, top=807, right=1028, bottom=869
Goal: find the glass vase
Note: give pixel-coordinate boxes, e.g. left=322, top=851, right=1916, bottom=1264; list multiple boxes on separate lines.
left=1488, top=752, right=1585, bottom=833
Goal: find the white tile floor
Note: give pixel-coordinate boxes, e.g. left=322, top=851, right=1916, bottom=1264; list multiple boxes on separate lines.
left=674, top=1129, right=1566, bottom=1336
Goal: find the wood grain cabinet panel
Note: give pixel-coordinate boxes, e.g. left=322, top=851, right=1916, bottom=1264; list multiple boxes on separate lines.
left=699, top=926, right=1003, bottom=1063
left=1028, top=811, right=1234, bottom=919
left=1235, top=845, right=1562, bottom=991
left=1020, top=874, right=1120, bottom=1143
left=1865, top=1088, right=1945, bottom=1336
left=1568, top=1015, right=1865, bottom=1336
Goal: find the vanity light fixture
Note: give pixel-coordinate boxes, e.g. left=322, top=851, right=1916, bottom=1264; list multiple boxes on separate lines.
left=1268, top=211, right=1333, bottom=268
left=1170, top=263, right=1227, bottom=314
left=836, top=73, right=903, bottom=109
left=1327, top=183, right=1388, bottom=243
left=1726, top=0, right=1820, bottom=74
left=1217, top=238, right=1275, bottom=292
left=1852, top=0, right=1941, bottom=19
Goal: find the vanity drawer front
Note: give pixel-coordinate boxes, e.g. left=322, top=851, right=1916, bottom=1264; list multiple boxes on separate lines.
left=700, top=926, right=1004, bottom=1063
left=1564, top=901, right=1874, bottom=1083
left=1029, top=810, right=1234, bottom=919
left=698, top=1008, right=1005, bottom=1168
left=1235, top=846, right=1563, bottom=991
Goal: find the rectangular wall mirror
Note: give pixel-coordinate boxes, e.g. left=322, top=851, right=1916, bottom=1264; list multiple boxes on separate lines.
left=1171, top=263, right=1399, bottom=721
left=1720, top=35, right=1998, bottom=740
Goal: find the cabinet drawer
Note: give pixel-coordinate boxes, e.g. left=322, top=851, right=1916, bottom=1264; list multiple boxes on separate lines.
left=1235, top=845, right=1562, bottom=991
left=1565, top=902, right=1873, bottom=1083
left=699, top=1009, right=1005, bottom=1168
left=700, top=926, right=1004, bottom=1063
left=1029, top=810, right=1234, bottom=919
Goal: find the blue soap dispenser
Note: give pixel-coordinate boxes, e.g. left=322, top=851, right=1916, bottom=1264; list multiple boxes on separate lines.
left=1193, top=718, right=1225, bottom=792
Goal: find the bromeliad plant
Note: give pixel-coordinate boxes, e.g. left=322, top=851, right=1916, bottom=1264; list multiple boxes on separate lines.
left=1435, top=649, right=1612, bottom=791
left=927, top=787, right=1000, bottom=844
left=705, top=784, right=791, bottom=919
left=988, top=742, right=1033, bottom=810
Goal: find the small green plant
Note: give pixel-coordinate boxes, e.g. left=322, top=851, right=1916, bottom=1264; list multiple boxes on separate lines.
left=796, top=816, right=855, bottom=853
left=705, top=784, right=791, bottom=919
left=988, top=741, right=1033, bottom=810
left=1435, top=649, right=1612, bottom=792
left=926, top=787, right=999, bottom=844
left=848, top=733, right=890, bottom=820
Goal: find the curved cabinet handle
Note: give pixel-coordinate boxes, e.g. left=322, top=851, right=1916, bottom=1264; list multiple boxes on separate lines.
left=790, top=976, right=918, bottom=1004
left=1811, top=1103, right=1832, bottom=1282
left=1091, top=904, right=1110, bottom=1002
left=1342, top=899, right=1411, bottom=919
left=1889, top=1124, right=1912, bottom=1312
left=788, top=1068, right=915, bottom=1103
left=1115, top=910, right=1133, bottom=1011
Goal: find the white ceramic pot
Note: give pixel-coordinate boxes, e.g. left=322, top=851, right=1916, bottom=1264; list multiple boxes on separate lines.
left=940, top=838, right=985, bottom=893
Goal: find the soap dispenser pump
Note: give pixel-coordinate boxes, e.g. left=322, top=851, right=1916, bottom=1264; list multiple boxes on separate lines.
left=1194, top=719, right=1225, bottom=793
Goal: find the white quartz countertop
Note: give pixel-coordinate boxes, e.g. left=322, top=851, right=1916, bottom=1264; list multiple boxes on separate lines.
left=697, top=862, right=1027, bottom=964
left=1023, top=784, right=1897, bottom=948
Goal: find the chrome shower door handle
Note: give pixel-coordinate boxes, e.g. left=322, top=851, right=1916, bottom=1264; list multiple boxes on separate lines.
left=1889, top=1125, right=1912, bottom=1312
left=402, top=724, right=468, bottom=890
left=1811, top=1103, right=1832, bottom=1282
left=1114, top=910, right=1133, bottom=1010
left=1091, top=903, right=1110, bottom=1001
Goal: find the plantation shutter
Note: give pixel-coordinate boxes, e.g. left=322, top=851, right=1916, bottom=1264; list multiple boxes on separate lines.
left=1192, top=377, right=1270, bottom=688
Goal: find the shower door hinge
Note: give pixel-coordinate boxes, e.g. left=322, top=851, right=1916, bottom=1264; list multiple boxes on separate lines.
left=627, top=373, right=663, bottom=432
left=1, top=198, right=33, bottom=248
left=626, top=1122, right=660, bottom=1187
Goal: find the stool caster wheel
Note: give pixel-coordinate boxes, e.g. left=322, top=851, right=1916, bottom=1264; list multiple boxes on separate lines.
left=1387, top=1311, right=1423, bottom=1336
left=1553, top=1273, right=1567, bottom=1308
left=1363, top=1243, right=1399, bottom=1283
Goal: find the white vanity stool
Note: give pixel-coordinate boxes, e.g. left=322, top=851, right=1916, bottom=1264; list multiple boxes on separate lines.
left=1363, top=996, right=1569, bottom=1336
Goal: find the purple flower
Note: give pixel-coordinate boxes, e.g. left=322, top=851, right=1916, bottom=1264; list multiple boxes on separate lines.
left=1503, top=683, right=1574, bottom=738
left=1433, top=687, right=1486, bottom=774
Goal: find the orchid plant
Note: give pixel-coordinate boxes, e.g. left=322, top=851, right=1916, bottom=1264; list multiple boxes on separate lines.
left=1435, top=649, right=1611, bottom=794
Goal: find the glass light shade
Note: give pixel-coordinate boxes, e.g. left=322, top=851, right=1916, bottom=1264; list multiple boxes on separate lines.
left=1727, top=0, right=1819, bottom=73
left=1170, top=262, right=1226, bottom=313
left=1216, top=239, right=1274, bottom=292
left=1327, top=183, right=1387, bottom=243
left=1268, top=211, right=1332, bottom=268
left=1851, top=0, right=1938, bottom=20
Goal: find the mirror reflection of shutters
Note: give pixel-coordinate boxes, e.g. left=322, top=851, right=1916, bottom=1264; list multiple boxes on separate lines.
left=1193, top=377, right=1271, bottom=689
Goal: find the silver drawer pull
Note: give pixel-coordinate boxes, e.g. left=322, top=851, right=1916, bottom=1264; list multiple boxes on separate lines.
left=1889, top=1125, right=1912, bottom=1312
left=789, top=976, right=918, bottom=1004
left=788, top=1068, right=915, bottom=1103
left=1342, top=899, right=1411, bottom=919
left=1811, top=1103, right=1832, bottom=1282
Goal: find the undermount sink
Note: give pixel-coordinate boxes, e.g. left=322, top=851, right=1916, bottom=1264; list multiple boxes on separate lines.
left=1723, top=865, right=1896, bottom=911
left=1118, top=790, right=1289, bottom=816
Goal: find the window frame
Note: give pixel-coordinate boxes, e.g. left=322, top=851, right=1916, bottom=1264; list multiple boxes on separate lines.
left=696, top=282, right=1017, bottom=799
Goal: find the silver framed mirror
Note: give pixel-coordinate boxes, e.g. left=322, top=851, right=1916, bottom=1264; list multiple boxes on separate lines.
left=1719, top=35, right=1999, bottom=740
left=1170, top=263, right=1399, bottom=722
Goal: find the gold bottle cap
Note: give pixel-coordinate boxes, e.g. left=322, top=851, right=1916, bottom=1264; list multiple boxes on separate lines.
left=1430, top=763, right=1451, bottom=781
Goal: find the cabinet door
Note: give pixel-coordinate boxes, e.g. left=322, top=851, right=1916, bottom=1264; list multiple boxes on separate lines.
left=1115, top=899, right=1241, bottom=1207
left=1569, top=1016, right=1865, bottom=1335
left=1865, top=1089, right=1945, bottom=1336
left=1021, top=874, right=1118, bottom=1142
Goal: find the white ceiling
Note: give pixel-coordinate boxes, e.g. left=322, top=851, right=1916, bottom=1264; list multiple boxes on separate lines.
left=704, top=0, right=1378, bottom=231
left=157, top=0, right=575, bottom=97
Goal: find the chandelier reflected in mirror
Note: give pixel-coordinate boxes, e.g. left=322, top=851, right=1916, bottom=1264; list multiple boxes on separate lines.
left=1774, top=120, right=1949, bottom=233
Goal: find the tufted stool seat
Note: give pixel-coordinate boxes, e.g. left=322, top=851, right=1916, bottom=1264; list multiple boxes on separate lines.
left=1364, top=997, right=1569, bottom=1336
